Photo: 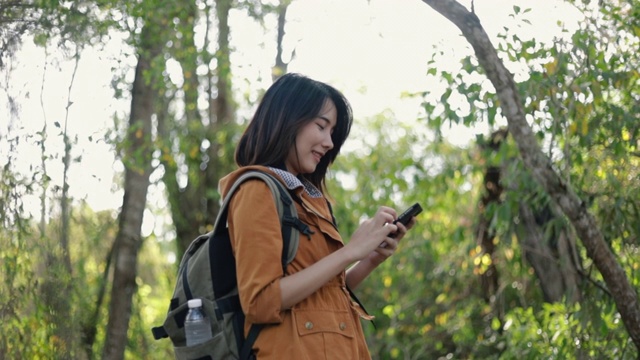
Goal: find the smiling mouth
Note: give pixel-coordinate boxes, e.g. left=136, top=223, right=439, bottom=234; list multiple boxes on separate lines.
left=312, top=151, right=324, bottom=162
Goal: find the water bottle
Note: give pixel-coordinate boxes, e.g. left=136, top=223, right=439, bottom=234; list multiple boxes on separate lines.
left=185, top=298, right=213, bottom=346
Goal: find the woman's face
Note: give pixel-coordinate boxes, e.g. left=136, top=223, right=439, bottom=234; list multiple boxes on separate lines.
left=285, top=99, right=337, bottom=176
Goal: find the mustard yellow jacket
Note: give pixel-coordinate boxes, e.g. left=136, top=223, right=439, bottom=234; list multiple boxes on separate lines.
left=219, top=166, right=371, bottom=359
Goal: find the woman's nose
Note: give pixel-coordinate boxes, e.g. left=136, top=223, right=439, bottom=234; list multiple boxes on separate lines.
left=323, top=134, right=334, bottom=150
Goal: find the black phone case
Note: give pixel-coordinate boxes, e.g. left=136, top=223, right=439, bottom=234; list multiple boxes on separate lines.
left=394, top=203, right=423, bottom=226
left=381, top=203, right=423, bottom=242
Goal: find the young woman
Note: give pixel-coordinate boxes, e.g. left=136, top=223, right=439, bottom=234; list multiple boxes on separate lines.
left=218, top=73, right=416, bottom=359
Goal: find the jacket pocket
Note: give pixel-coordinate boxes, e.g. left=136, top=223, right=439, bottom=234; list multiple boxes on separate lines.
left=294, top=309, right=355, bottom=338
left=293, top=309, right=357, bottom=359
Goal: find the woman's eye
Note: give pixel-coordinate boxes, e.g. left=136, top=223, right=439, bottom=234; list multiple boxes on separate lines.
left=317, top=123, right=325, bottom=130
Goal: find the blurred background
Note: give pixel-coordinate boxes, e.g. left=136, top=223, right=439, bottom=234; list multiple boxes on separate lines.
left=1, top=0, right=639, bottom=359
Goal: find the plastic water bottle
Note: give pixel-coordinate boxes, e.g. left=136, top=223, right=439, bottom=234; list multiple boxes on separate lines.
left=185, top=298, right=213, bottom=346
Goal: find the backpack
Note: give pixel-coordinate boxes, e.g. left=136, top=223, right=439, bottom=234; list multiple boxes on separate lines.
left=151, top=170, right=312, bottom=360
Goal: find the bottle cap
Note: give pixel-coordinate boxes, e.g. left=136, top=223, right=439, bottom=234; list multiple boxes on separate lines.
left=187, top=299, right=203, bottom=308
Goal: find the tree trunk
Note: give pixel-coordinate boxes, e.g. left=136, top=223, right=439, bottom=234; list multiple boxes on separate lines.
left=204, top=0, right=235, bottom=231
left=39, top=51, right=80, bottom=359
left=272, top=0, right=292, bottom=80
left=82, top=241, right=115, bottom=358
left=475, top=161, right=504, bottom=328
left=421, top=0, right=640, bottom=350
left=476, top=129, right=507, bottom=304
left=476, top=151, right=503, bottom=304
left=159, top=0, right=236, bottom=258
left=160, top=0, right=204, bottom=260
left=478, top=129, right=582, bottom=305
left=516, top=203, right=582, bottom=303
left=102, top=24, right=156, bottom=360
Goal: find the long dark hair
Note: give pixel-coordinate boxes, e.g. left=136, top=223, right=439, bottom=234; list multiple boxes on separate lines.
left=235, top=73, right=352, bottom=193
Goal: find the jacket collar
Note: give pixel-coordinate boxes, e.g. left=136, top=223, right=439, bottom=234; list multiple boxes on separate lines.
left=269, top=167, right=323, bottom=199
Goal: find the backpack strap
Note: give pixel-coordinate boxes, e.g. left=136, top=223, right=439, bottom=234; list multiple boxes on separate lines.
left=174, top=171, right=300, bottom=309
left=213, top=170, right=302, bottom=360
left=240, top=324, right=264, bottom=360
left=213, top=170, right=301, bottom=273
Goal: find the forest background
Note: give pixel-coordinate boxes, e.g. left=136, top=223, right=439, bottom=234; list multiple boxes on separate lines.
left=1, top=0, right=639, bottom=359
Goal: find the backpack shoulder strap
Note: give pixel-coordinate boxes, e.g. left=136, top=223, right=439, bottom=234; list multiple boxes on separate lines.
left=219, top=170, right=303, bottom=360
left=215, top=170, right=302, bottom=271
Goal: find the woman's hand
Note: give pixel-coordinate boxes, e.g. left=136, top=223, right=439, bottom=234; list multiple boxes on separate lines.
left=345, top=212, right=417, bottom=290
left=343, top=206, right=398, bottom=263
left=366, top=216, right=416, bottom=266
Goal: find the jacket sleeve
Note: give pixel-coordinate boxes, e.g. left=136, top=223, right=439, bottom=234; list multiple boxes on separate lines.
left=228, top=179, right=285, bottom=324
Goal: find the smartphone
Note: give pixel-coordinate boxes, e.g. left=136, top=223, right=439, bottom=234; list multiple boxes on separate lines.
left=393, top=202, right=423, bottom=227
left=380, top=203, right=423, bottom=247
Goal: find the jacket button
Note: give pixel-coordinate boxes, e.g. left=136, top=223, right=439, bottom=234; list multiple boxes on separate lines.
left=339, top=322, right=347, bottom=330
left=305, top=321, right=313, bottom=330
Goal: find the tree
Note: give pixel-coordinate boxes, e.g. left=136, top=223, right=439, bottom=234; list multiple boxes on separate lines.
left=158, top=0, right=290, bottom=259
left=0, top=123, right=42, bottom=359
left=38, top=47, right=82, bottom=359
left=0, top=1, right=31, bottom=67
left=475, top=128, right=582, bottom=320
left=158, top=0, right=238, bottom=259
left=102, top=10, right=163, bottom=360
left=272, top=0, right=293, bottom=80
left=326, top=111, right=475, bottom=358
left=1, top=1, right=118, bottom=358
left=421, top=0, right=640, bottom=352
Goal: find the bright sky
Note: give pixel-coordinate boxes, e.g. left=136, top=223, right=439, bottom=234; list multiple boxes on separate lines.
left=1, top=0, right=581, bottom=227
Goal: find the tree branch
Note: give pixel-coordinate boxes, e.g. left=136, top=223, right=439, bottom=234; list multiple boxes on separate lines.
left=421, top=0, right=640, bottom=350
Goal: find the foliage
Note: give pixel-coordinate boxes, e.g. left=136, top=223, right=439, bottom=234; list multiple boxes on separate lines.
left=0, top=188, right=174, bottom=359
left=408, top=0, right=640, bottom=358
left=0, top=129, right=53, bottom=358
left=498, top=300, right=636, bottom=359
left=330, top=112, right=486, bottom=359
left=3, top=0, right=640, bottom=358
left=1, top=0, right=115, bottom=67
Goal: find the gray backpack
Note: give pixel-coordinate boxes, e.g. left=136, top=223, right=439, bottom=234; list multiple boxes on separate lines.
left=151, top=170, right=312, bottom=360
